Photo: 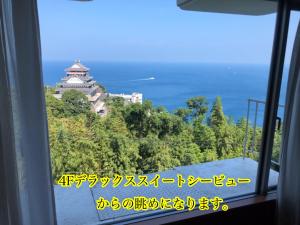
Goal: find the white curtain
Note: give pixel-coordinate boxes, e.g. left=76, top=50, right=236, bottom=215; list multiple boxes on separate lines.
left=0, top=0, right=57, bottom=225
left=277, top=21, right=300, bottom=225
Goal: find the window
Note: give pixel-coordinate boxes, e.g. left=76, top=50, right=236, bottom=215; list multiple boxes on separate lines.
left=37, top=1, right=285, bottom=223
left=268, top=10, right=300, bottom=189
left=0, top=0, right=297, bottom=225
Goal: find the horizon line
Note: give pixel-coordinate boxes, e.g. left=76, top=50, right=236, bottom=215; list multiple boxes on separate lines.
left=41, top=60, right=277, bottom=66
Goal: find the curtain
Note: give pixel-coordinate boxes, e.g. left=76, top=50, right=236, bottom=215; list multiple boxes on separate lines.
left=277, top=21, right=300, bottom=225
left=0, top=0, right=57, bottom=225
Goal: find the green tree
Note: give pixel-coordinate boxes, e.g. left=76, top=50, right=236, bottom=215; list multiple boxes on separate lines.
left=156, top=112, right=183, bottom=138
left=208, top=97, right=229, bottom=158
left=272, top=129, right=282, bottom=171
left=186, top=96, right=208, bottom=121
left=109, top=134, right=140, bottom=175
left=45, top=93, right=65, bottom=117
left=174, top=108, right=192, bottom=122
left=49, top=116, right=99, bottom=180
left=208, top=96, right=227, bottom=128
left=106, top=96, right=126, bottom=110
left=123, top=100, right=154, bottom=137
left=61, top=90, right=91, bottom=116
left=193, top=117, right=216, bottom=152
left=138, top=135, right=178, bottom=173
left=167, top=129, right=204, bottom=165
left=46, top=85, right=260, bottom=180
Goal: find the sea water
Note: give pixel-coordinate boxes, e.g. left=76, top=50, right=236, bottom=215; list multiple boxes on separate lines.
left=42, top=61, right=288, bottom=125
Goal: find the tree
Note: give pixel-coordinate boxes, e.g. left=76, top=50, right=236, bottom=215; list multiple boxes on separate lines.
left=123, top=100, right=154, bottom=137
left=45, top=93, right=65, bottom=117
left=109, top=134, right=140, bottom=175
left=208, top=97, right=229, bottom=158
left=167, top=129, right=204, bottom=165
left=208, top=96, right=227, bottom=128
left=138, top=135, right=178, bottom=174
left=46, top=85, right=260, bottom=180
left=193, top=117, right=216, bottom=152
left=49, top=120, right=72, bottom=180
left=106, top=96, right=125, bottom=110
left=272, top=129, right=282, bottom=170
left=186, top=96, right=208, bottom=121
left=61, top=90, right=91, bottom=116
left=155, top=112, right=183, bottom=138
left=174, top=108, right=192, bottom=122
left=104, top=111, right=129, bottom=135
left=49, top=116, right=99, bottom=180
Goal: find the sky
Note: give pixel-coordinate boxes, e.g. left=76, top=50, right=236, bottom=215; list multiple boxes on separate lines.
left=38, top=0, right=300, bottom=64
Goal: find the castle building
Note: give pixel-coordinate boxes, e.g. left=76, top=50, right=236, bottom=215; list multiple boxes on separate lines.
left=54, top=60, right=105, bottom=114
left=54, top=60, right=142, bottom=115
left=55, top=60, right=99, bottom=98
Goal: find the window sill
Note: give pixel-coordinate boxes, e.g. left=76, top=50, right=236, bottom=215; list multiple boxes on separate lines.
left=129, top=192, right=277, bottom=225
left=54, top=157, right=278, bottom=225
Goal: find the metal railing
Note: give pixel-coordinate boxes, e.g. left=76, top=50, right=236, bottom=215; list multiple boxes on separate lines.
left=243, top=99, right=284, bottom=169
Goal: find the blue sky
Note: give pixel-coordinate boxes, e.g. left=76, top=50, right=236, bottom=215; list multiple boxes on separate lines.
left=38, top=0, right=299, bottom=64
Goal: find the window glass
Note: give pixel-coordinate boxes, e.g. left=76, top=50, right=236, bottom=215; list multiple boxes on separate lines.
left=268, top=11, right=300, bottom=189
left=38, top=1, right=283, bottom=224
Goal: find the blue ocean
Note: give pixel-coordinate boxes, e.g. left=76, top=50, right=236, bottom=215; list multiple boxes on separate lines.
left=42, top=61, right=288, bottom=124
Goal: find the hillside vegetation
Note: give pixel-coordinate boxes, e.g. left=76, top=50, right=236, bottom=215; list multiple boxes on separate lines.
left=45, top=89, right=281, bottom=180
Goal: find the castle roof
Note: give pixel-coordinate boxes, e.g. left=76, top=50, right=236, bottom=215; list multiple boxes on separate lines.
left=65, top=60, right=89, bottom=72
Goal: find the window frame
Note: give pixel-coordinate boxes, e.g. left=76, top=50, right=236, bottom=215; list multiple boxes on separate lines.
left=255, top=0, right=291, bottom=195
left=128, top=192, right=277, bottom=225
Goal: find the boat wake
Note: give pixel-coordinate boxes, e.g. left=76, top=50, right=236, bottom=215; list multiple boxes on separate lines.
left=131, top=77, right=155, bottom=81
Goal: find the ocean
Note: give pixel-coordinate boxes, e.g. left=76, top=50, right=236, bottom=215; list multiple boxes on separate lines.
left=42, top=61, right=288, bottom=124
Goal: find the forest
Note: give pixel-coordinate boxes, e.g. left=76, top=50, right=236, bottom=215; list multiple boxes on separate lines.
left=45, top=88, right=281, bottom=180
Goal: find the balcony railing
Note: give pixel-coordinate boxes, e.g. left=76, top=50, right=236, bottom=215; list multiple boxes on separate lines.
left=242, top=99, right=284, bottom=170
